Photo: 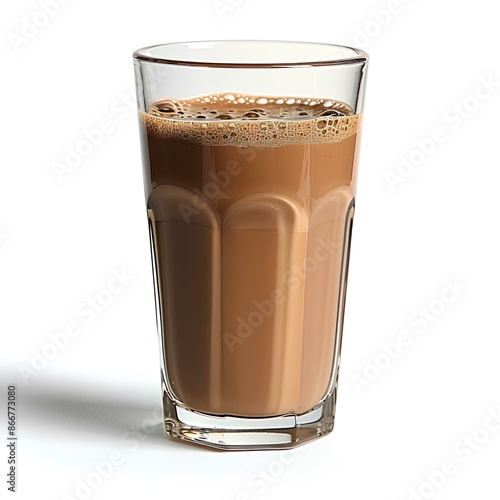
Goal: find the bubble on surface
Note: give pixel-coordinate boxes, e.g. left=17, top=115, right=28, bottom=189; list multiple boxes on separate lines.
left=145, top=93, right=359, bottom=147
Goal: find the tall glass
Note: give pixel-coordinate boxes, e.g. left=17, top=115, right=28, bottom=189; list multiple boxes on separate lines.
left=133, top=41, right=368, bottom=450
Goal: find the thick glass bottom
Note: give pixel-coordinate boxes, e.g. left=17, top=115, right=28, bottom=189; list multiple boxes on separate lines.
left=162, top=388, right=337, bottom=451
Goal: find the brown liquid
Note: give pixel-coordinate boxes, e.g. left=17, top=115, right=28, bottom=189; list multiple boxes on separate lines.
left=139, top=93, right=361, bottom=417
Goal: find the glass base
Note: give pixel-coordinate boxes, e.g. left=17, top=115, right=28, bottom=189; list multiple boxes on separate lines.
left=162, top=389, right=337, bottom=451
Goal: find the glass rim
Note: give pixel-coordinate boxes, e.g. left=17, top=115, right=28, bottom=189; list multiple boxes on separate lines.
left=133, top=40, right=368, bottom=68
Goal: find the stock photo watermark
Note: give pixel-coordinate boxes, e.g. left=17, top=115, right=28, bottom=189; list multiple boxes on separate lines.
left=177, top=147, right=261, bottom=223
left=384, top=74, right=499, bottom=191
left=349, top=277, right=467, bottom=393
left=232, top=449, right=300, bottom=500
left=224, top=235, right=339, bottom=353
left=60, top=405, right=163, bottom=500
left=353, top=0, right=418, bottom=48
left=51, top=89, right=137, bottom=182
left=6, top=386, right=17, bottom=493
left=405, top=405, right=500, bottom=500
left=7, top=0, right=73, bottom=53
left=17, top=268, right=133, bottom=385
left=213, top=0, right=245, bottom=20
left=178, top=160, right=242, bottom=222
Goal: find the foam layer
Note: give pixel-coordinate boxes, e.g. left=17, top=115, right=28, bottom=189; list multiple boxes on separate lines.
left=141, top=93, right=360, bottom=147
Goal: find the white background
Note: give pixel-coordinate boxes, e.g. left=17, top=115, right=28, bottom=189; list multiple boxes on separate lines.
left=1, top=0, right=500, bottom=499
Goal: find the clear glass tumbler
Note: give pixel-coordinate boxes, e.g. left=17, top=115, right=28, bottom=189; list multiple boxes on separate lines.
left=133, top=41, right=368, bottom=450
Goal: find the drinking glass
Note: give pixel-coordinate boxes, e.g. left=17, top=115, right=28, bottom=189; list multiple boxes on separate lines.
left=133, top=40, right=368, bottom=450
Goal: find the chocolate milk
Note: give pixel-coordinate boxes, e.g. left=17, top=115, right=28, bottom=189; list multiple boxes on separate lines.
left=139, top=93, right=361, bottom=417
